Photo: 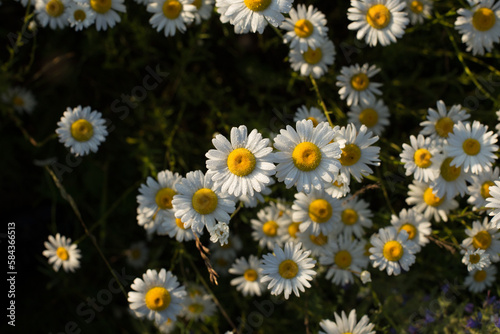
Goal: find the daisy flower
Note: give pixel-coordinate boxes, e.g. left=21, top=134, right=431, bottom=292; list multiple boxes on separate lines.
left=181, top=294, right=216, bottom=321
left=43, top=233, right=81, bottom=272
left=399, top=134, right=441, bottom=183
left=336, top=63, right=382, bottom=107
left=172, top=170, right=236, bottom=233
left=273, top=119, right=342, bottom=193
left=369, top=226, right=418, bottom=276
left=430, top=154, right=472, bottom=199
left=461, top=218, right=500, bottom=262
left=297, top=231, right=333, bottom=257
left=319, top=309, right=376, bottom=334
left=467, top=166, right=499, bottom=210
left=125, top=241, right=149, bottom=269
left=334, top=124, right=380, bottom=183
left=85, top=0, right=126, bottom=31
left=147, top=0, right=196, bottom=37
left=462, top=249, right=491, bottom=271
left=67, top=1, right=95, bottom=30
left=293, top=105, right=327, bottom=127
left=281, top=4, right=328, bottom=52
left=128, top=269, right=186, bottom=325
left=215, top=0, right=293, bottom=34
left=289, top=38, right=336, bottom=79
left=55, top=105, right=108, bottom=157
left=390, top=208, right=431, bottom=252
left=261, top=242, right=317, bottom=300
left=419, top=100, right=470, bottom=145
left=324, top=174, right=351, bottom=199
left=35, top=0, right=70, bottom=29
left=1, top=86, right=37, bottom=114
left=208, top=221, right=230, bottom=246
left=346, top=96, right=390, bottom=136
left=486, top=180, right=500, bottom=227
left=192, top=0, right=213, bottom=24
left=338, top=198, right=372, bottom=239
left=157, top=319, right=175, bottom=334
left=406, top=180, right=459, bottom=222
left=446, top=120, right=498, bottom=175
left=455, top=0, right=500, bottom=56
left=284, top=221, right=302, bottom=243
left=251, top=204, right=289, bottom=250
left=347, top=0, right=409, bottom=47
left=464, top=265, right=497, bottom=293
left=158, top=217, right=196, bottom=242
left=405, top=0, right=432, bottom=25
left=292, top=189, right=342, bottom=236
left=228, top=255, right=266, bottom=297
left=206, top=125, right=275, bottom=197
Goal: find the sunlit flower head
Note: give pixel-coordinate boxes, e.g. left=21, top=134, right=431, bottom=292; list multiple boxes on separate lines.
left=336, top=63, right=382, bottom=107
left=281, top=4, right=328, bottom=52
left=43, top=233, right=81, bottom=272
left=289, top=38, right=336, bottom=79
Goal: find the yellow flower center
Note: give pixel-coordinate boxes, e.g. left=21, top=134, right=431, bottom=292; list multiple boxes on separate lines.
left=308, top=199, right=333, bottom=223
left=227, top=148, right=257, bottom=177
left=423, top=187, right=444, bottom=207
left=175, top=218, right=185, bottom=229
left=472, top=7, right=496, bottom=32
left=462, top=138, right=481, bottom=156
left=192, top=0, right=202, bottom=9
left=216, top=258, right=228, bottom=266
left=243, top=269, right=258, bottom=282
left=56, top=247, right=69, bottom=261
left=163, top=0, right=183, bottom=19
left=350, top=73, right=370, bottom=91
left=472, top=231, right=492, bottom=250
left=288, top=222, right=301, bottom=238
left=440, top=157, right=461, bottom=182
left=334, top=250, right=352, bottom=269
left=73, top=9, right=87, bottom=21
left=341, top=208, right=358, bottom=226
left=366, top=4, right=391, bottom=29
left=339, top=144, right=361, bottom=166
left=71, top=119, right=94, bottom=142
left=294, top=19, right=314, bottom=38
left=399, top=223, right=417, bottom=240
left=155, top=187, right=176, bottom=210
left=244, top=0, right=271, bottom=12
left=46, top=0, right=65, bottom=17
left=309, top=232, right=328, bottom=246
left=12, top=96, right=25, bottom=106
left=410, top=0, right=423, bottom=14
left=307, top=117, right=319, bottom=127
left=333, top=180, right=343, bottom=188
left=469, top=253, right=481, bottom=264
left=292, top=142, right=322, bottom=171
left=303, top=47, right=323, bottom=65
left=473, top=270, right=487, bottom=282
left=192, top=188, right=218, bottom=215
left=434, top=117, right=454, bottom=138
left=480, top=181, right=494, bottom=199
left=278, top=259, right=299, bottom=279
left=383, top=240, right=404, bottom=261
left=131, top=248, right=141, bottom=259
left=359, top=108, right=379, bottom=128
left=413, top=148, right=432, bottom=168
left=90, top=0, right=112, bottom=14
left=145, top=287, right=171, bottom=311
left=262, top=220, right=279, bottom=237
left=188, top=303, right=204, bottom=314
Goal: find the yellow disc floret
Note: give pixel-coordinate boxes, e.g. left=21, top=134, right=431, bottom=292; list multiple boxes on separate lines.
left=434, top=117, right=454, bottom=138
left=341, top=208, right=358, bottom=226
left=294, top=19, right=314, bottom=38
left=145, top=287, right=171, bottom=311
left=155, top=187, right=176, bottom=210
left=366, top=4, right=391, bottom=29
left=188, top=303, right=204, bottom=314
left=309, top=233, right=328, bottom=246
left=480, top=181, right=494, bottom=199
left=473, top=270, right=487, bottom=282
left=71, top=119, right=94, bottom=142
left=350, top=73, right=370, bottom=91
left=399, top=224, right=417, bottom=240
left=46, top=0, right=65, bottom=17
left=292, top=142, right=322, bottom=171
left=423, top=187, right=444, bottom=207
left=303, top=47, right=323, bottom=65
left=227, top=148, right=257, bottom=177
left=73, top=9, right=87, bottom=21
left=192, top=188, right=218, bottom=214
left=472, top=231, right=492, bottom=250
left=472, top=7, right=496, bottom=32
left=288, top=222, right=301, bottom=238
left=175, top=218, right=185, bottom=229
left=409, top=0, right=423, bottom=14
left=163, top=0, right=183, bottom=19
left=262, top=220, right=279, bottom=237
left=339, top=144, right=361, bottom=166
left=12, top=96, right=25, bottom=107
left=469, top=253, right=481, bottom=264
left=359, top=108, right=379, bottom=128
left=308, top=199, right=333, bottom=223
left=383, top=240, right=404, bottom=261
left=192, top=0, right=202, bottom=9
left=440, top=157, right=461, bottom=182
left=56, top=247, right=69, bottom=261
left=413, top=148, right=432, bottom=168
left=334, top=250, right=352, bottom=269
left=307, top=117, right=319, bottom=127
left=244, top=0, right=271, bottom=12
left=244, top=269, right=258, bottom=282
left=278, top=259, right=299, bottom=279
left=90, top=0, right=112, bottom=14
left=462, top=138, right=481, bottom=156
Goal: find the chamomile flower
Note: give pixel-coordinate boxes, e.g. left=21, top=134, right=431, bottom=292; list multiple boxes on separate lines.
left=455, top=0, right=500, bottom=56
left=289, top=39, right=336, bottom=79
left=158, top=217, right=196, bottom=242
left=209, top=222, right=230, bottom=246
left=35, top=0, right=70, bottom=29
left=206, top=125, right=275, bottom=197
left=339, top=197, right=373, bottom=238
left=431, top=154, right=472, bottom=199
left=85, top=0, right=126, bottom=31
left=319, top=309, right=376, bottom=334
left=369, top=226, right=417, bottom=276
left=405, top=0, right=432, bottom=25
left=347, top=0, right=409, bottom=47
left=251, top=204, right=289, bottom=250
left=464, top=265, right=497, bottom=293
left=172, top=170, right=236, bottom=233
left=215, top=0, right=293, bottom=34
left=43, top=233, right=81, bottom=272
left=273, top=119, right=342, bottom=193
left=334, top=123, right=380, bottom=183
left=157, top=319, right=175, bottom=334
left=125, top=241, right=149, bottom=269
left=147, top=0, right=196, bottom=37
left=462, top=249, right=491, bottom=271
left=324, top=174, right=351, bottom=199
left=128, top=269, right=186, bottom=324
left=67, top=1, right=95, bottom=30
left=229, top=255, right=266, bottom=297
left=400, top=134, right=441, bottom=183
left=181, top=294, right=216, bottom=321
left=1, top=86, right=37, bottom=114
left=292, top=189, right=342, bottom=236
left=298, top=231, right=333, bottom=257
left=192, top=0, right=213, bottom=24
left=468, top=167, right=499, bottom=210
left=486, top=180, right=500, bottom=227
left=281, top=4, right=328, bottom=52
left=461, top=218, right=500, bottom=262
left=419, top=100, right=470, bottom=145
left=346, top=96, right=390, bottom=136
left=336, top=63, right=382, bottom=107
left=293, top=105, right=327, bottom=127
left=406, top=180, right=459, bottom=222
left=55, top=105, right=108, bottom=157
left=390, top=208, right=431, bottom=252
left=261, top=241, right=317, bottom=299
left=446, top=120, right=498, bottom=175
